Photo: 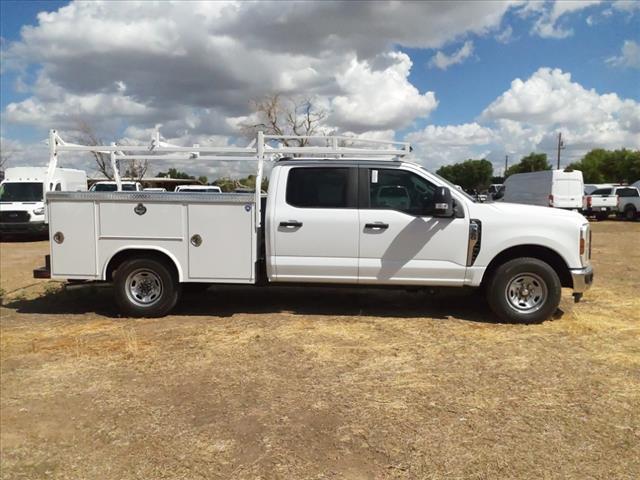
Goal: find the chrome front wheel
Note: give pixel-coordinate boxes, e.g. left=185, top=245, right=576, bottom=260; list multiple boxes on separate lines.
left=505, top=273, right=548, bottom=313
left=486, top=257, right=561, bottom=323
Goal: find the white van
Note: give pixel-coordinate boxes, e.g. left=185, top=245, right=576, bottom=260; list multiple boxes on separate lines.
left=503, top=170, right=584, bottom=209
left=174, top=185, right=222, bottom=193
left=0, top=167, right=87, bottom=235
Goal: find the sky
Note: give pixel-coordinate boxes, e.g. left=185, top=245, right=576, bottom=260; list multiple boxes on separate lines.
left=1, top=0, right=639, bottom=178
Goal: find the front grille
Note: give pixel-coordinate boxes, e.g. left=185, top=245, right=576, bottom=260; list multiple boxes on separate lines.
left=0, top=211, right=30, bottom=223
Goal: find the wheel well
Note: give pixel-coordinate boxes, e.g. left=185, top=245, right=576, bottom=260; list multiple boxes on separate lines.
left=105, top=249, right=179, bottom=282
left=482, top=245, right=573, bottom=288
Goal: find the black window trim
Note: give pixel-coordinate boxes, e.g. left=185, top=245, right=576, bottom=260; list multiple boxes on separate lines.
left=285, top=166, right=358, bottom=209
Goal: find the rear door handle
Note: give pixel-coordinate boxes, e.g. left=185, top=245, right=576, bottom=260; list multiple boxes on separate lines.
left=364, top=222, right=389, bottom=230
left=280, top=220, right=303, bottom=228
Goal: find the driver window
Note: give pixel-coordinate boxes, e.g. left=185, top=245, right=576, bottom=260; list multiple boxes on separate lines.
left=369, top=169, right=437, bottom=215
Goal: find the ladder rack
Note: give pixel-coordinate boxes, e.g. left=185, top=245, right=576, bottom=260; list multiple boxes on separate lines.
left=46, top=129, right=412, bottom=228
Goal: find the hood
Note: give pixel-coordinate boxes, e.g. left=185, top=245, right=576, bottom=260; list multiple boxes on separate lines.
left=474, top=201, right=587, bottom=222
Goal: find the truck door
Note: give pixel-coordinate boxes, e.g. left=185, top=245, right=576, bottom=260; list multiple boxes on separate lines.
left=358, top=167, right=469, bottom=285
left=271, top=166, right=359, bottom=283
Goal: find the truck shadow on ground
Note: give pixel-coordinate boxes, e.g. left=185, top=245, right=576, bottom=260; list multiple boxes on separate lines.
left=3, top=284, right=565, bottom=324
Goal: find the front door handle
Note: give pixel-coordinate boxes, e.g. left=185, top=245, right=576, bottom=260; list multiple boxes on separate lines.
left=364, top=222, right=389, bottom=230
left=280, top=220, right=303, bottom=228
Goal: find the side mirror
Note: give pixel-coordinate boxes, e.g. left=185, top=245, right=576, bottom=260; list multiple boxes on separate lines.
left=433, top=186, right=454, bottom=217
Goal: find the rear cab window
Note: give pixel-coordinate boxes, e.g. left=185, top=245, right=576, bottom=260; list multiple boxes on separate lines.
left=286, top=167, right=357, bottom=208
left=617, top=188, right=639, bottom=197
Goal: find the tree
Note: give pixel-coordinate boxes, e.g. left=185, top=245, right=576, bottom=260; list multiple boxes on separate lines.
left=0, top=141, right=15, bottom=172
left=157, top=168, right=194, bottom=180
left=567, top=148, right=640, bottom=183
left=213, top=174, right=269, bottom=192
left=74, top=121, right=148, bottom=180
left=505, top=152, right=551, bottom=177
left=240, top=94, right=328, bottom=147
left=197, top=175, right=208, bottom=185
left=436, top=159, right=493, bottom=192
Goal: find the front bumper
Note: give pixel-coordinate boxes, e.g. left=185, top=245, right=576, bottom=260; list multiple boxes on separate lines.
left=571, top=265, right=594, bottom=293
left=0, top=221, right=48, bottom=234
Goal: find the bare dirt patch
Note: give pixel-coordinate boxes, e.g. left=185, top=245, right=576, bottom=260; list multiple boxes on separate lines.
left=1, top=221, right=639, bottom=479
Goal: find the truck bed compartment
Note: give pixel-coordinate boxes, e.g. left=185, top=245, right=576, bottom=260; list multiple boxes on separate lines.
left=46, top=192, right=257, bottom=283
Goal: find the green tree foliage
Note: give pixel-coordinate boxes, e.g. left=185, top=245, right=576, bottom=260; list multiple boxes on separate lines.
left=436, top=159, right=493, bottom=191
left=213, top=174, right=269, bottom=192
left=197, top=175, right=208, bottom=185
left=505, top=153, right=551, bottom=177
left=156, top=168, right=194, bottom=180
left=567, top=148, right=640, bottom=183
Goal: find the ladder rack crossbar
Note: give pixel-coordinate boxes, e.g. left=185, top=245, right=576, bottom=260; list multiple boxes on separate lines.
left=46, top=129, right=413, bottom=230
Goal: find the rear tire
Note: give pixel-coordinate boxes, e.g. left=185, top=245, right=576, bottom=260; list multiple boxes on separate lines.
left=624, top=206, right=637, bottom=221
left=486, top=257, right=561, bottom=324
left=113, top=257, right=180, bottom=317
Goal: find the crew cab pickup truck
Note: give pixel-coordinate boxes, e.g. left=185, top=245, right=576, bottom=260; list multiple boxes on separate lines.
left=616, top=186, right=640, bottom=220
left=34, top=131, right=593, bottom=323
left=583, top=186, right=625, bottom=219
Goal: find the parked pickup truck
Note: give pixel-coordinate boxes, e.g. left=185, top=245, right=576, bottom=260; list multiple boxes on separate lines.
left=616, top=186, right=640, bottom=221
left=34, top=130, right=593, bottom=323
left=583, top=186, right=624, bottom=219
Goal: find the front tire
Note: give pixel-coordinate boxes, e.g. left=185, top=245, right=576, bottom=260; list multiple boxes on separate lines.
left=114, top=257, right=180, bottom=317
left=486, top=257, right=561, bottom=323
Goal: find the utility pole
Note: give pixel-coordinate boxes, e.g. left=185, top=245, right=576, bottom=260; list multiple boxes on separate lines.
left=504, top=154, right=508, bottom=177
left=556, top=132, right=565, bottom=169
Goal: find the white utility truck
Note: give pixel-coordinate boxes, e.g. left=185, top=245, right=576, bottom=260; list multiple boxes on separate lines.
left=1, top=166, right=87, bottom=235
left=33, top=130, right=593, bottom=323
left=583, top=185, right=638, bottom=220
left=503, top=169, right=584, bottom=209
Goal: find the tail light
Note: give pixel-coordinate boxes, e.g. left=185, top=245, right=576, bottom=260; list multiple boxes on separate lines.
left=548, top=194, right=554, bottom=207
left=587, top=196, right=592, bottom=208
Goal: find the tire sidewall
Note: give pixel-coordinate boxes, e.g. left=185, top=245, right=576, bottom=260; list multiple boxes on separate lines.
left=487, top=257, right=561, bottom=324
left=625, top=206, right=636, bottom=221
left=114, top=258, right=179, bottom=317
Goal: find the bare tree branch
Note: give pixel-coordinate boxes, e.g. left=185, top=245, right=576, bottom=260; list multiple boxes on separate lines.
left=239, top=94, right=329, bottom=149
left=74, top=121, right=148, bottom=181
left=0, top=143, right=16, bottom=171
left=74, top=120, right=113, bottom=179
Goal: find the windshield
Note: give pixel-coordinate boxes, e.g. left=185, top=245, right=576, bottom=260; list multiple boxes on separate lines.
left=0, top=182, right=43, bottom=202
left=92, top=183, right=137, bottom=192
left=420, top=167, right=476, bottom=203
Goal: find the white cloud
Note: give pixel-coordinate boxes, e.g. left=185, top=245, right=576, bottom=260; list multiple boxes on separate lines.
left=530, top=0, right=602, bottom=38
left=612, top=0, right=640, bottom=13
left=606, top=40, right=640, bottom=69
left=407, top=68, right=640, bottom=172
left=428, top=41, right=475, bottom=70
left=331, top=52, right=438, bottom=131
left=495, top=25, right=514, bottom=44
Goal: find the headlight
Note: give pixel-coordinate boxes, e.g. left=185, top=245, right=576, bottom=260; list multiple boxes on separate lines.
left=579, top=223, right=591, bottom=266
left=33, top=207, right=45, bottom=215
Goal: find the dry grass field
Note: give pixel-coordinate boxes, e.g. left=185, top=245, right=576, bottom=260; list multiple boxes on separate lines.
left=1, top=221, right=639, bottom=479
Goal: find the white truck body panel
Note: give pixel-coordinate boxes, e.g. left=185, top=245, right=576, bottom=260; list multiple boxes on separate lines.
left=47, top=192, right=256, bottom=283
left=503, top=170, right=584, bottom=209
